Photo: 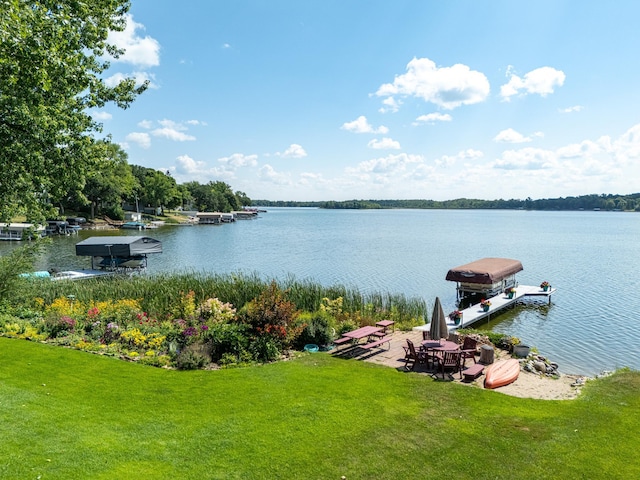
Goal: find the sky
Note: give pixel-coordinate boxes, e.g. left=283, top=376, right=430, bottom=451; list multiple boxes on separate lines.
left=96, top=0, right=640, bottom=202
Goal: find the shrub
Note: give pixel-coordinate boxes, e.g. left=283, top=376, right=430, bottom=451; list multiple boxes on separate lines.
left=43, top=315, right=77, bottom=338
left=294, top=311, right=334, bottom=348
left=240, top=281, right=299, bottom=349
left=206, top=322, right=250, bottom=363
left=249, top=336, right=281, bottom=362
left=175, top=345, right=210, bottom=370
left=337, top=319, right=359, bottom=336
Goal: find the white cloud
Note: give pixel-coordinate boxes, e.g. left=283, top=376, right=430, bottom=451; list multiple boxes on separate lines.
left=559, top=105, right=584, bottom=113
left=436, top=149, right=483, bottom=166
left=104, top=71, right=157, bottom=89
left=281, top=144, right=307, bottom=158
left=172, top=155, right=235, bottom=182
left=341, top=116, right=389, bottom=134
left=139, top=119, right=199, bottom=142
left=611, top=124, right=640, bottom=164
left=175, top=154, right=207, bottom=174
left=218, top=153, right=258, bottom=167
left=493, top=147, right=557, bottom=170
left=107, top=14, right=160, bottom=68
left=378, top=96, right=401, bottom=113
left=414, top=113, right=452, bottom=125
left=125, top=132, right=151, bottom=149
left=259, top=164, right=291, bottom=185
left=92, top=111, right=112, bottom=121
left=151, top=128, right=196, bottom=142
left=376, top=57, right=490, bottom=110
left=500, top=66, right=565, bottom=100
left=557, top=140, right=603, bottom=159
left=494, top=128, right=533, bottom=143
left=367, top=137, right=401, bottom=150
left=348, top=153, right=423, bottom=174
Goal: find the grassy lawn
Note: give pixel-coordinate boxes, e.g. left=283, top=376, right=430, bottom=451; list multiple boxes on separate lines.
left=1, top=337, right=638, bottom=479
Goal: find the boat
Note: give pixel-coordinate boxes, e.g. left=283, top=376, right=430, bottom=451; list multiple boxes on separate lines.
left=121, top=221, right=147, bottom=230
left=20, top=269, right=115, bottom=281
left=45, top=220, right=74, bottom=236
left=233, top=210, right=258, bottom=219
left=484, top=359, right=520, bottom=389
left=446, top=257, right=523, bottom=301
left=0, top=223, right=46, bottom=241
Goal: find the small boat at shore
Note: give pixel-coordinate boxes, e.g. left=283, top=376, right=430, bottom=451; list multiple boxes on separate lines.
left=484, top=359, right=520, bottom=389
left=121, top=221, right=146, bottom=230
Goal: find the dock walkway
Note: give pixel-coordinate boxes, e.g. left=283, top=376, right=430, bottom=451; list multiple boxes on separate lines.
left=414, top=285, right=556, bottom=333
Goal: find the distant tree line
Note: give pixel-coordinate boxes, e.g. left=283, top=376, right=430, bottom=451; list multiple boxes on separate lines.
left=252, top=193, right=640, bottom=212
left=58, top=144, right=251, bottom=220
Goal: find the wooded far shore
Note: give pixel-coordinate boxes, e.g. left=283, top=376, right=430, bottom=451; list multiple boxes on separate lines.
left=253, top=192, right=640, bottom=211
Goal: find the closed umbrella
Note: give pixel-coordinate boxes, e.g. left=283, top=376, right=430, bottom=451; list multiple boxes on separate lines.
left=429, top=297, right=449, bottom=342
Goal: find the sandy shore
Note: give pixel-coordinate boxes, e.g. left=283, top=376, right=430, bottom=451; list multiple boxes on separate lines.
left=466, top=368, right=585, bottom=400
left=350, top=330, right=588, bottom=400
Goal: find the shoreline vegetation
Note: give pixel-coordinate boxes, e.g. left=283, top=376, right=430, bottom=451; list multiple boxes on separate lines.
left=252, top=192, right=640, bottom=211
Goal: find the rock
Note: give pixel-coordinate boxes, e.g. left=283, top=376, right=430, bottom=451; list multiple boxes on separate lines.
left=533, top=360, right=547, bottom=373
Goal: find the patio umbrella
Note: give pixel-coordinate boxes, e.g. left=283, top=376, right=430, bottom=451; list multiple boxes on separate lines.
left=429, top=296, right=449, bottom=341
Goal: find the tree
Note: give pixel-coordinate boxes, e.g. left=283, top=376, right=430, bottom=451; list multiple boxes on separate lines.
left=145, top=170, right=179, bottom=215
left=184, top=181, right=242, bottom=212
left=83, top=142, right=135, bottom=219
left=0, top=1, right=147, bottom=222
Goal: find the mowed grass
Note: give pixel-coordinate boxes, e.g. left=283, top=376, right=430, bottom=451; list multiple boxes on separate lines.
left=1, top=338, right=638, bottom=479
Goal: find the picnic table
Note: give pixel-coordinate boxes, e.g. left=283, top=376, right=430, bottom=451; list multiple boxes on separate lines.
left=375, top=320, right=395, bottom=333
left=333, top=325, right=391, bottom=354
left=343, top=325, right=384, bottom=342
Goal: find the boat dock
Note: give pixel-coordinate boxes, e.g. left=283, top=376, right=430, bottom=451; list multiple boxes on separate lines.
left=415, top=285, right=556, bottom=333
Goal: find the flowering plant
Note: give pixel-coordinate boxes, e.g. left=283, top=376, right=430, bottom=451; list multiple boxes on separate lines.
left=505, top=287, right=516, bottom=294
left=540, top=281, right=550, bottom=288
left=450, top=310, right=462, bottom=319
left=480, top=299, right=491, bottom=307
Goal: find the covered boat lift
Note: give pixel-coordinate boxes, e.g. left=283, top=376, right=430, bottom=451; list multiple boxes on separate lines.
left=75, top=236, right=162, bottom=271
left=446, top=257, right=523, bottom=300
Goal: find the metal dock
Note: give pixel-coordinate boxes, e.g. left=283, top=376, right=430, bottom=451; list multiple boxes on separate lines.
left=415, top=285, right=556, bottom=333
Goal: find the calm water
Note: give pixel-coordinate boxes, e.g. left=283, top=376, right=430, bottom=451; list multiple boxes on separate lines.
left=3, top=208, right=639, bottom=376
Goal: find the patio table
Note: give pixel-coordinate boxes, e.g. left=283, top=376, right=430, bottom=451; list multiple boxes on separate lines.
left=421, top=340, right=459, bottom=369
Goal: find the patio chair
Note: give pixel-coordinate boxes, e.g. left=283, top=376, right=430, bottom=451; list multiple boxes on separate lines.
left=403, top=339, right=428, bottom=371
left=459, top=336, right=478, bottom=368
left=433, top=350, right=463, bottom=380
left=422, top=330, right=431, bottom=341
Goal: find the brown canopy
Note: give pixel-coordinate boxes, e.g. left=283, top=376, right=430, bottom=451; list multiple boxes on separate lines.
left=445, top=258, right=523, bottom=284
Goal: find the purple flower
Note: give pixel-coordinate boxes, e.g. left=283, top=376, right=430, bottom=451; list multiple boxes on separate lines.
left=201, top=325, right=209, bottom=331
left=182, top=327, right=197, bottom=337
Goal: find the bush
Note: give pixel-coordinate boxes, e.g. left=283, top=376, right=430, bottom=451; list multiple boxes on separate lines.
left=240, top=281, right=299, bottom=349
left=294, top=311, right=334, bottom=348
left=175, top=345, right=210, bottom=370
left=249, top=336, right=281, bottom=362
left=205, top=322, right=250, bottom=363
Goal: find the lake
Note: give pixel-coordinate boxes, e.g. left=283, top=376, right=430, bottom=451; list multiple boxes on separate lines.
left=3, top=208, right=639, bottom=376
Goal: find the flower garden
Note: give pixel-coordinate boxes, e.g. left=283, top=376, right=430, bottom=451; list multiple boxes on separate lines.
left=1, top=268, right=427, bottom=369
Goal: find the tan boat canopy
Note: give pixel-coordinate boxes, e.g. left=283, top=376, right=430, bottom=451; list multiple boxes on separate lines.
left=445, top=258, right=523, bottom=285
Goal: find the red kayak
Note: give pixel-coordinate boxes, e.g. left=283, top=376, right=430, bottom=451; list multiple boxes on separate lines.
left=484, top=359, right=520, bottom=389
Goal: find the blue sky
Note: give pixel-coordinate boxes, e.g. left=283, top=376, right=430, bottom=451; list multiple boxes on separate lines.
left=97, top=0, right=640, bottom=201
